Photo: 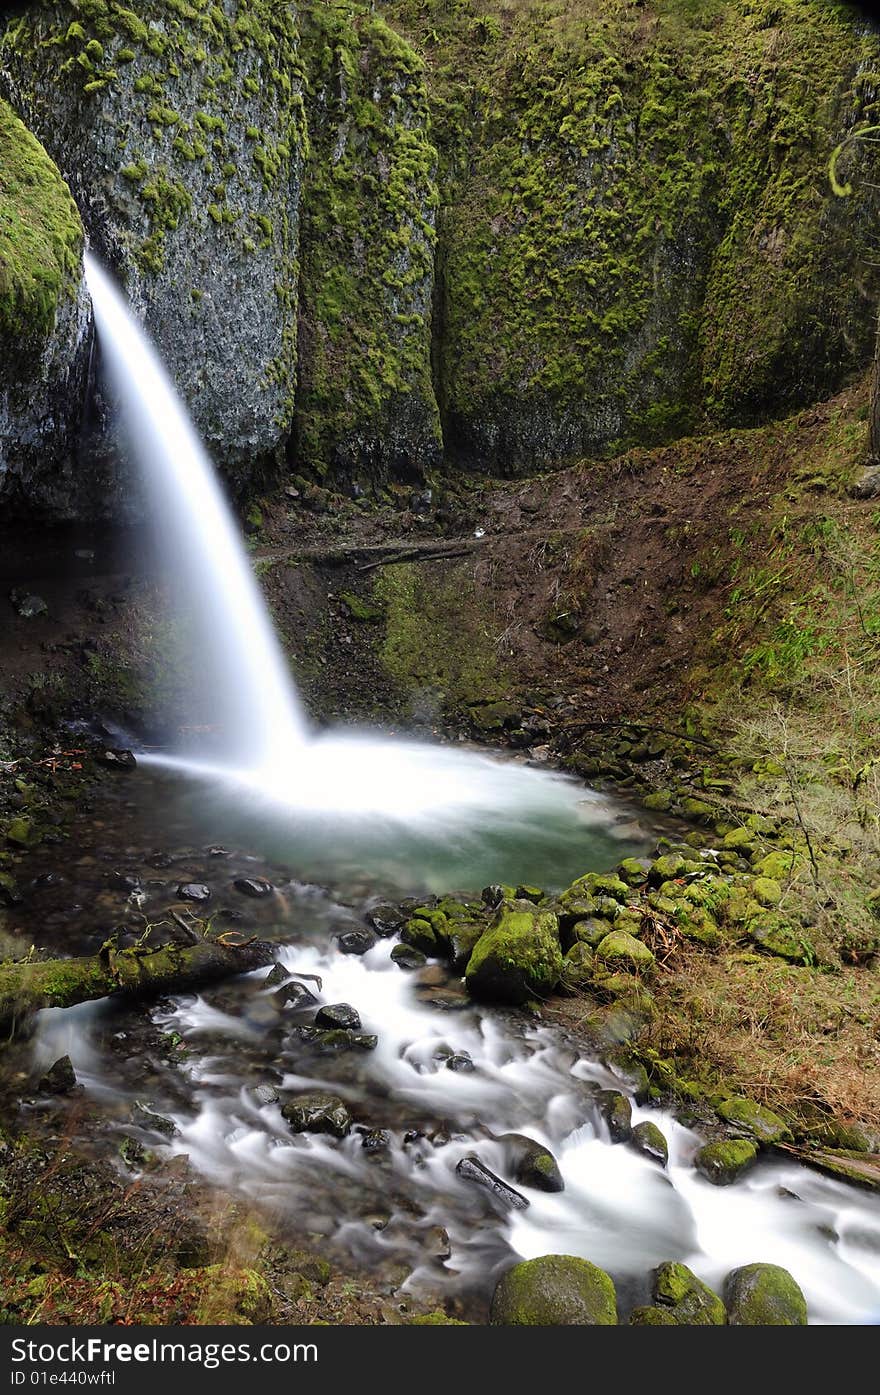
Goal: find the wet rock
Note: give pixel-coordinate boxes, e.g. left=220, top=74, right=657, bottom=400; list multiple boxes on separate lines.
left=110, top=871, right=141, bottom=891
left=424, top=1225, right=451, bottom=1262
left=333, top=928, right=377, bottom=955
left=176, top=882, right=211, bottom=903
left=445, top=1052, right=475, bottom=1072
left=401, top=916, right=445, bottom=957
left=6, top=818, right=34, bottom=847
left=652, top=1261, right=726, bottom=1324
left=366, top=904, right=405, bottom=937
left=281, top=1091, right=351, bottom=1138
left=481, top=884, right=511, bottom=909
left=717, top=1096, right=792, bottom=1145
left=561, top=941, right=594, bottom=987
left=629, top=1305, right=678, bottom=1325
left=455, top=1153, right=529, bottom=1210
left=274, top=980, right=320, bottom=1011
left=39, top=1055, right=77, bottom=1094
left=465, top=900, right=562, bottom=1005
left=597, top=1090, right=633, bottom=1143
left=724, top=1263, right=807, bottom=1325
left=694, top=1138, right=758, bottom=1185
left=516, top=884, right=544, bottom=904
left=308, top=1029, right=378, bottom=1053
left=233, top=877, right=274, bottom=898
left=315, top=1003, right=361, bottom=1031
left=250, top=1084, right=280, bottom=1107
left=263, top=962, right=291, bottom=988
left=631, top=1121, right=669, bottom=1167
left=132, top=1102, right=178, bottom=1138
left=497, top=1132, right=564, bottom=1192
left=10, top=589, right=48, bottom=618
left=448, top=920, right=485, bottom=973
left=604, top=1048, right=650, bottom=1102
left=360, top=1127, right=391, bottom=1154
left=98, top=748, right=137, bottom=772
left=391, top=944, right=427, bottom=970
left=490, top=1255, right=617, bottom=1325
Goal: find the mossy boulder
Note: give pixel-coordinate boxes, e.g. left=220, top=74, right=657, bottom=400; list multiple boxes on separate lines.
left=722, top=827, right=755, bottom=852
left=561, top=941, right=594, bottom=988
left=752, top=851, right=795, bottom=881
left=631, top=1120, right=668, bottom=1167
left=595, top=931, right=655, bottom=972
left=490, top=1255, right=617, bottom=1326
left=465, top=900, right=562, bottom=1004
left=629, top=1304, right=678, bottom=1325
left=401, top=916, right=447, bottom=958
left=751, top=876, right=782, bottom=907
left=648, top=854, right=689, bottom=886
left=571, top=917, right=615, bottom=948
left=724, top=1263, right=807, bottom=1326
left=748, top=912, right=811, bottom=963
left=694, top=1138, right=758, bottom=1185
left=652, top=1261, right=726, bottom=1325
left=717, top=1097, right=792, bottom=1146
left=497, top=1133, right=564, bottom=1193
left=597, top=1090, right=632, bottom=1143
left=617, top=857, right=651, bottom=887
left=643, top=791, right=674, bottom=812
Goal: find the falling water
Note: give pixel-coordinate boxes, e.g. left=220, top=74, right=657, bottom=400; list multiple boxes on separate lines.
left=85, top=254, right=308, bottom=770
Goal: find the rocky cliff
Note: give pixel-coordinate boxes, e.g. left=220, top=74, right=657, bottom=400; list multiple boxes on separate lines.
left=0, top=0, right=878, bottom=514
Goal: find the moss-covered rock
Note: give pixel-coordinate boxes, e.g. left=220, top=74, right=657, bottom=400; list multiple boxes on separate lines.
left=497, top=1132, right=564, bottom=1193
left=489, top=1255, right=617, bottom=1326
left=717, top=1096, right=792, bottom=1146
left=595, top=931, right=655, bottom=972
left=629, top=1304, right=678, bottom=1325
left=561, top=940, right=594, bottom=988
left=465, top=900, right=562, bottom=1004
left=597, top=1089, right=633, bottom=1143
left=748, top=911, right=811, bottom=963
left=694, top=1138, right=758, bottom=1185
left=631, top=1120, right=669, bottom=1168
left=652, top=1261, right=726, bottom=1325
left=751, top=876, right=782, bottom=907
left=724, top=1263, right=807, bottom=1325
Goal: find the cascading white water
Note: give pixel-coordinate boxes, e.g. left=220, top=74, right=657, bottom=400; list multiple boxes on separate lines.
left=85, top=254, right=308, bottom=771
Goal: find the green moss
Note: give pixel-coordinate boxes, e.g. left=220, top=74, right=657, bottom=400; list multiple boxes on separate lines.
left=0, top=100, right=83, bottom=346
left=717, top=1096, right=792, bottom=1144
left=694, top=1137, right=758, bottom=1185
left=652, top=1261, right=726, bottom=1324
left=466, top=902, right=563, bottom=1004
left=490, top=1256, right=617, bottom=1326
left=724, top=1263, right=807, bottom=1325
left=595, top=931, right=655, bottom=971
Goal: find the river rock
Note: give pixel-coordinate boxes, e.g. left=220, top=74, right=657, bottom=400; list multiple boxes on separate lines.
left=99, top=748, right=137, bottom=772
left=391, top=944, right=427, bottom=970
left=629, top=1305, right=679, bottom=1324
left=631, top=1120, right=669, bottom=1167
left=250, top=1084, right=280, bottom=1107
left=360, top=1128, right=391, bottom=1154
left=497, top=1132, right=564, bottom=1192
left=233, top=877, right=274, bottom=899
left=597, top=1089, right=633, bottom=1143
left=333, top=928, right=377, bottom=956
left=455, top=1153, right=529, bottom=1209
left=131, top=1102, right=178, bottom=1138
left=445, top=1052, right=475, bottom=1072
left=39, top=1055, right=77, bottom=1094
left=694, top=1138, right=758, bottom=1185
left=604, top=1047, right=650, bottom=1102
left=465, top=900, right=562, bottom=1004
left=595, top=930, right=655, bottom=971
left=176, top=882, right=211, bottom=903
left=281, top=1092, right=351, bottom=1138
left=366, top=905, right=405, bottom=937
left=717, top=1096, right=792, bottom=1144
left=274, top=980, right=320, bottom=1011
left=315, top=1003, right=361, bottom=1031
left=652, top=1261, right=726, bottom=1324
left=490, top=1255, right=617, bottom=1325
left=724, top=1263, right=808, bottom=1325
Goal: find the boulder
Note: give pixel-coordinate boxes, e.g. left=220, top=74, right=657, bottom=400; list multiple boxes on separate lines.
left=490, top=1255, right=617, bottom=1325
left=717, top=1096, right=792, bottom=1145
left=694, top=1138, right=758, bottom=1185
left=497, top=1133, right=565, bottom=1192
left=631, top=1120, right=669, bottom=1167
left=724, top=1263, right=807, bottom=1325
left=465, top=900, right=562, bottom=1004
left=594, top=931, right=655, bottom=972
left=652, top=1261, right=726, bottom=1325
left=280, top=1092, right=351, bottom=1138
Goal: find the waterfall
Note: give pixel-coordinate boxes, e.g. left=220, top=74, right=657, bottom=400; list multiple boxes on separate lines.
left=84, top=253, right=309, bottom=771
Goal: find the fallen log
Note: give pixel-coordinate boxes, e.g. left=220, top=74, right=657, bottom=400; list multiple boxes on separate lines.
left=0, top=937, right=275, bottom=1039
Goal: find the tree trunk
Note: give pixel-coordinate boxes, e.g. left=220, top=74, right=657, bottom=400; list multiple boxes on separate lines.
left=0, top=937, right=275, bottom=1038
left=870, top=310, right=880, bottom=464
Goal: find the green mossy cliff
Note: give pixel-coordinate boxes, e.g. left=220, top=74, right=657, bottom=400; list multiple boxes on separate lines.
left=0, top=0, right=878, bottom=510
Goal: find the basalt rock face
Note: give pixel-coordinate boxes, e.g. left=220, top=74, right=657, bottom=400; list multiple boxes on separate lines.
left=0, top=0, right=306, bottom=516
left=294, top=8, right=441, bottom=488
left=0, top=100, right=90, bottom=516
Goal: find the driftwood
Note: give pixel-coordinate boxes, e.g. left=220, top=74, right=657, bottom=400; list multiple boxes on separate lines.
left=0, top=937, right=275, bottom=1038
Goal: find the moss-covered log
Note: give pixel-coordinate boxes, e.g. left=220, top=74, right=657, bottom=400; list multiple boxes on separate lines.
left=0, top=938, right=275, bottom=1037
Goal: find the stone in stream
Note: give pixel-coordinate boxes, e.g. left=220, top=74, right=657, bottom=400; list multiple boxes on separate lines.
left=263, top=962, right=291, bottom=988
left=497, top=1132, right=564, bottom=1192
left=723, top=1263, right=807, bottom=1325
left=176, top=882, right=211, bottom=903
left=38, top=1055, right=77, bottom=1095
left=98, top=748, right=137, bottom=772
left=333, top=927, right=377, bottom=955
left=490, top=1255, right=617, bottom=1325
left=273, top=980, right=320, bottom=1011
left=365, top=904, right=405, bottom=937
left=652, top=1261, right=726, bottom=1325
left=597, top=1089, right=633, bottom=1143
left=391, top=943, right=427, bottom=970
left=110, top=871, right=142, bottom=891
left=630, top=1120, right=669, bottom=1168
left=315, top=1003, right=361, bottom=1031
left=445, top=1052, right=475, bottom=1072
left=291, top=1027, right=377, bottom=1053
left=455, top=1153, right=529, bottom=1210
left=694, top=1138, right=758, bottom=1185
left=250, top=1084, right=280, bottom=1107
left=131, top=1101, right=178, bottom=1138
left=360, top=1128, right=391, bottom=1154
left=281, top=1092, right=351, bottom=1138
left=233, top=877, right=274, bottom=898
